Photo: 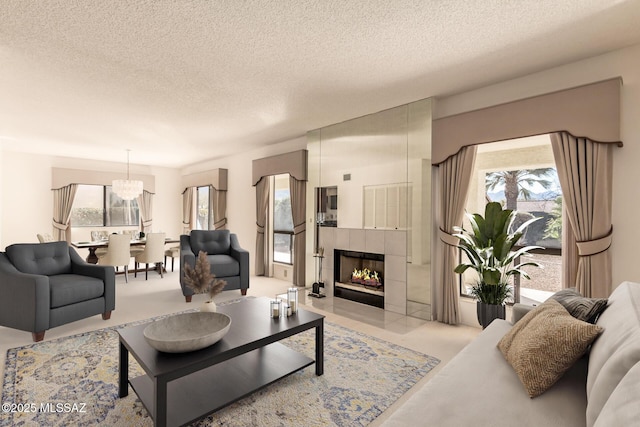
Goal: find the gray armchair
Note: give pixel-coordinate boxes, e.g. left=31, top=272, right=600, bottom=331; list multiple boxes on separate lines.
left=0, top=241, right=116, bottom=342
left=180, top=230, right=249, bottom=302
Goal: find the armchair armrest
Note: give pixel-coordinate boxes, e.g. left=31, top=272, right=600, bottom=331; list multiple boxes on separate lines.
left=69, top=248, right=116, bottom=311
left=180, top=235, right=196, bottom=294
left=511, top=303, right=537, bottom=324
left=0, top=254, right=50, bottom=333
left=230, top=234, right=249, bottom=289
left=180, top=235, right=196, bottom=265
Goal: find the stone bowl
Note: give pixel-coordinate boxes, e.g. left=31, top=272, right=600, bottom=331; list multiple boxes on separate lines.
left=143, top=312, right=231, bottom=353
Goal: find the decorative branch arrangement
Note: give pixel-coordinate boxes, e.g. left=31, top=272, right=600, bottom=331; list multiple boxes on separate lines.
left=183, top=251, right=226, bottom=300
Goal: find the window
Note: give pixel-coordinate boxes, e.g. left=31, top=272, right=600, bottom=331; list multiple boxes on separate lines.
left=273, top=174, right=293, bottom=264
left=196, top=186, right=212, bottom=230
left=70, top=184, right=139, bottom=227
left=459, top=136, right=563, bottom=304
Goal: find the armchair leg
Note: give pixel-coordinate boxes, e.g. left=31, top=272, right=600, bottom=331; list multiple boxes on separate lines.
left=124, top=265, right=129, bottom=283
left=145, top=263, right=149, bottom=280
left=185, top=295, right=192, bottom=303
left=32, top=331, right=45, bottom=342
left=102, top=311, right=112, bottom=320
left=241, top=289, right=247, bottom=296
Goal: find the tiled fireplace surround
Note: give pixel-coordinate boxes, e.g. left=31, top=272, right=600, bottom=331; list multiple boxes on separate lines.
left=318, top=227, right=407, bottom=315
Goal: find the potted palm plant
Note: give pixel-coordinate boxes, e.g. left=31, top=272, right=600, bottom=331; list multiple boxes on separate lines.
left=453, top=202, right=542, bottom=328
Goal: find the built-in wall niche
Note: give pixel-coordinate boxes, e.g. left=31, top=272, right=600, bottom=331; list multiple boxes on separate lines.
left=316, top=186, right=337, bottom=227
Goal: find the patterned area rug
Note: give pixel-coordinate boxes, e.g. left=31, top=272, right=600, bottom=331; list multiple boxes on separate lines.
left=1, top=301, right=439, bottom=426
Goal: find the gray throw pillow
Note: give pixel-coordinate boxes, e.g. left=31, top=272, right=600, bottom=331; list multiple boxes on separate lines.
left=549, top=288, right=608, bottom=324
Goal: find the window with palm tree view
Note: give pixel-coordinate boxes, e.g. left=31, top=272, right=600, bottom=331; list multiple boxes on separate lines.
left=461, top=136, right=562, bottom=304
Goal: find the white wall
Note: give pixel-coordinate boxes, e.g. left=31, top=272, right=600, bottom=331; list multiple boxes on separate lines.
left=180, top=137, right=308, bottom=276
left=434, top=42, right=640, bottom=326
left=0, top=151, right=182, bottom=252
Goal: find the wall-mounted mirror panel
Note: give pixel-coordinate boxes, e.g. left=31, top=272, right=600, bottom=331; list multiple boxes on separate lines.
left=306, top=98, right=432, bottom=319
left=318, top=106, right=408, bottom=229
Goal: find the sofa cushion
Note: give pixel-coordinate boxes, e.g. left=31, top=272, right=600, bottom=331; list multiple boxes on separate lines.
left=6, top=242, right=71, bottom=276
left=586, top=281, right=640, bottom=427
left=49, top=274, right=105, bottom=308
left=207, top=254, right=239, bottom=278
left=190, top=230, right=231, bottom=255
left=550, top=288, right=608, bottom=323
left=381, top=319, right=588, bottom=427
left=498, top=299, right=603, bottom=397
left=593, top=361, right=640, bottom=427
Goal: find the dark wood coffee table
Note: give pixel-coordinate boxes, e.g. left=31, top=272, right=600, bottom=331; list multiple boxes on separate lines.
left=118, top=297, right=325, bottom=427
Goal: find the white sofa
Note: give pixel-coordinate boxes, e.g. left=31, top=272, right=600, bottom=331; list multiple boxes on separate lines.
left=382, top=281, right=640, bottom=427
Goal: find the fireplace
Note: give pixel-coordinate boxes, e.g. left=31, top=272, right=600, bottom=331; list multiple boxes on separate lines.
left=334, top=249, right=384, bottom=308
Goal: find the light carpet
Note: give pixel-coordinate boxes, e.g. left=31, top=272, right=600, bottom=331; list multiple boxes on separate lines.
left=2, top=303, right=439, bottom=426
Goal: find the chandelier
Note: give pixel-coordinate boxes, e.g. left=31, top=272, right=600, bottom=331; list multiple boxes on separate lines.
left=112, top=149, right=143, bottom=201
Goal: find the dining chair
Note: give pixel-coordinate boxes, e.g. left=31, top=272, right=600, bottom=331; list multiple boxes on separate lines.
left=124, top=230, right=145, bottom=258
left=36, top=233, right=54, bottom=243
left=97, top=234, right=132, bottom=283
left=164, top=246, right=180, bottom=272
left=92, top=230, right=110, bottom=257
left=134, top=233, right=166, bottom=280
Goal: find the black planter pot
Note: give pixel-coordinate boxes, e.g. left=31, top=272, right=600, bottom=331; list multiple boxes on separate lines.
left=476, top=302, right=506, bottom=329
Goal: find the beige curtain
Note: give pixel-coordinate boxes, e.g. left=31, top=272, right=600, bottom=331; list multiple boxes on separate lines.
left=211, top=186, right=227, bottom=230
left=562, top=208, right=579, bottom=290
left=138, top=190, right=154, bottom=232
left=551, top=132, right=614, bottom=298
left=255, top=176, right=269, bottom=276
left=52, top=184, right=78, bottom=242
left=433, top=146, right=477, bottom=325
left=182, top=187, right=195, bottom=234
left=289, top=175, right=306, bottom=286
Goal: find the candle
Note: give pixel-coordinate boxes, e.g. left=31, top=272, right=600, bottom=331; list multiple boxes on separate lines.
left=270, top=300, right=281, bottom=318
left=287, top=288, right=299, bottom=314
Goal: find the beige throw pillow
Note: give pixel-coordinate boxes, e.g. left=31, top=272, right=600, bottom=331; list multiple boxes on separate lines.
left=498, top=299, right=603, bottom=397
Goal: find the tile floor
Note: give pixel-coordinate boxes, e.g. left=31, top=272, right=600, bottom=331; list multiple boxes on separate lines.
left=0, top=269, right=480, bottom=425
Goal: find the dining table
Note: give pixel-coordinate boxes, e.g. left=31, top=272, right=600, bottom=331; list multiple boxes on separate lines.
left=71, top=237, right=179, bottom=265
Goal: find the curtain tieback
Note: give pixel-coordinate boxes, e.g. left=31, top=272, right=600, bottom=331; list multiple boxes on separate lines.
left=293, top=223, right=306, bottom=235
left=576, top=227, right=613, bottom=256
left=52, top=221, right=67, bottom=231
left=214, top=218, right=227, bottom=229
left=438, top=228, right=459, bottom=247
left=256, top=223, right=265, bottom=233
left=142, top=219, right=153, bottom=227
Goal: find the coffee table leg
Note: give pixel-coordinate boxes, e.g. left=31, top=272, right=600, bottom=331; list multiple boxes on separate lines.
left=315, top=321, right=324, bottom=376
left=155, top=377, right=168, bottom=427
left=119, top=341, right=129, bottom=398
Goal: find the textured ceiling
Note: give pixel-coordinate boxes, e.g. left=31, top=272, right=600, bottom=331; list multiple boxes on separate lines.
left=2, top=0, right=640, bottom=168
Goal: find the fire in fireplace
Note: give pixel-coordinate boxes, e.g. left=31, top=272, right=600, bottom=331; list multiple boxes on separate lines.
left=334, top=250, right=384, bottom=308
